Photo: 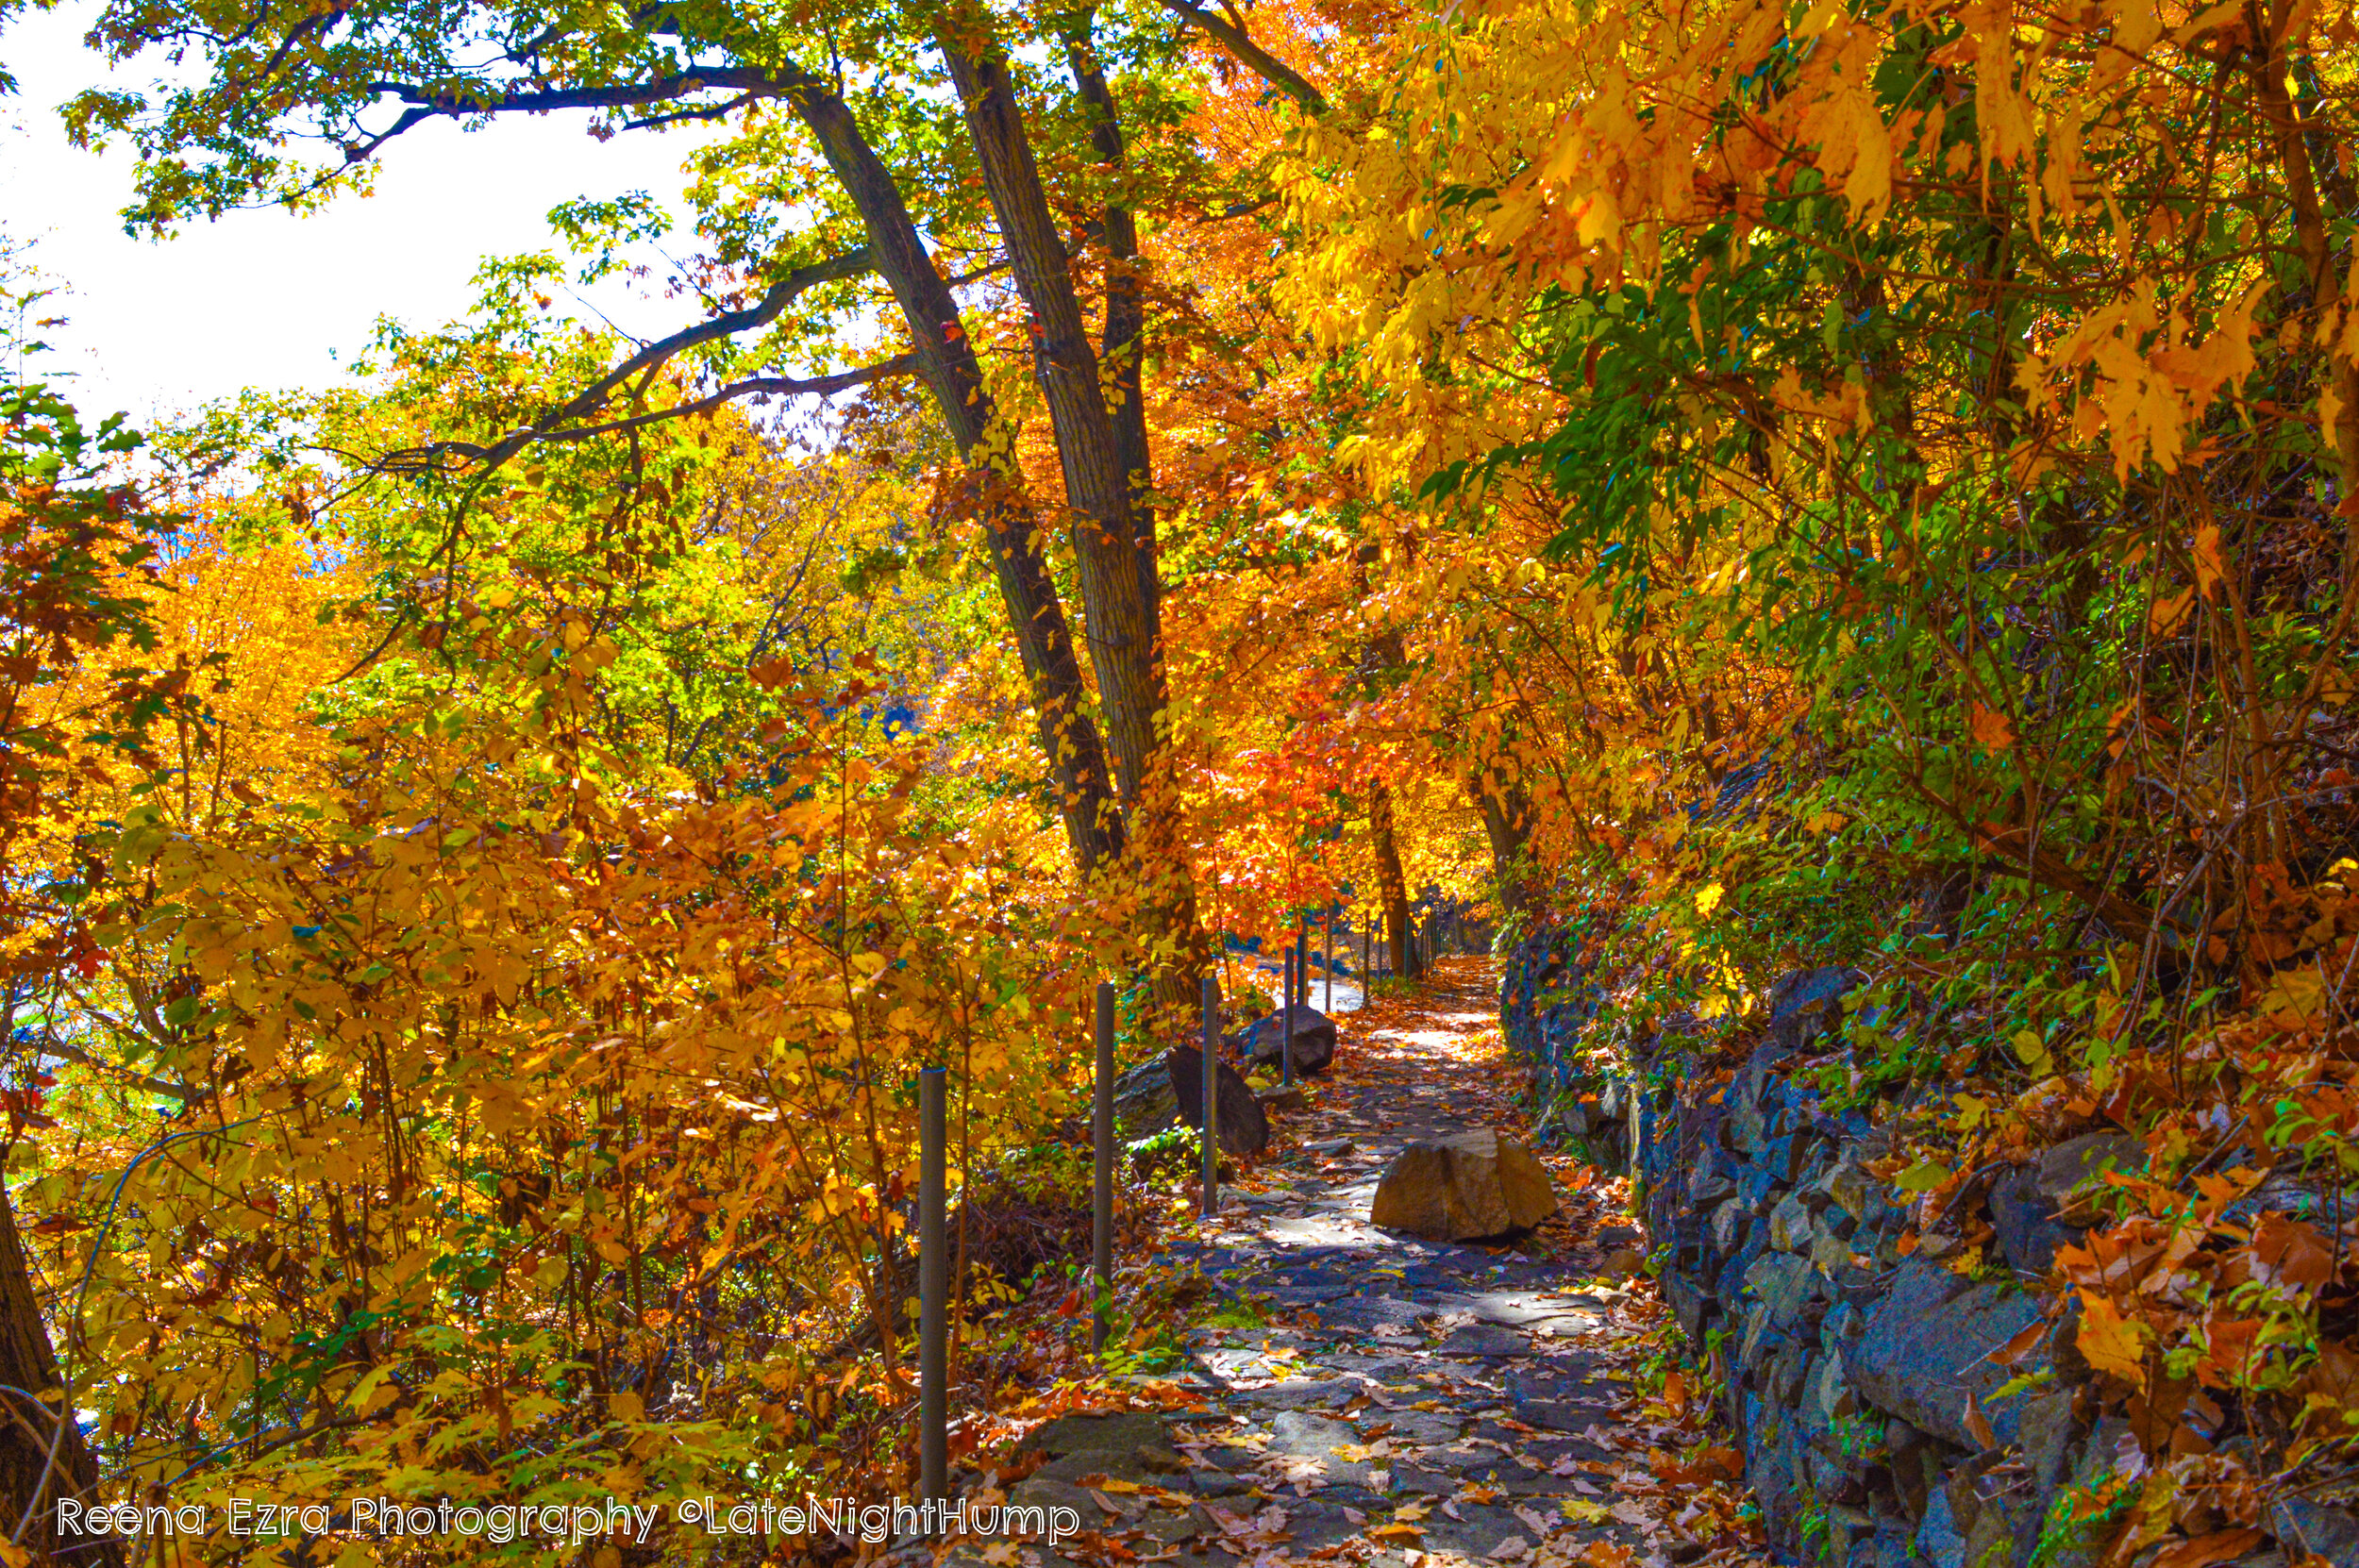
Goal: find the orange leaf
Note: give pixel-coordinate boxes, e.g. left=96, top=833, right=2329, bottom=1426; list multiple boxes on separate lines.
left=1963, top=1390, right=1997, bottom=1448
left=1990, top=1319, right=2047, bottom=1368
left=2076, top=1291, right=2150, bottom=1385
left=2248, top=1216, right=2335, bottom=1292
left=2149, top=1529, right=2264, bottom=1568
left=1969, top=703, right=2015, bottom=748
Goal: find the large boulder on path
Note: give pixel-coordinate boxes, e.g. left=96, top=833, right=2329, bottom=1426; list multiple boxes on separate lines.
left=1370, top=1127, right=1559, bottom=1241
left=1241, top=1004, right=1337, bottom=1077
left=1167, top=1046, right=1271, bottom=1157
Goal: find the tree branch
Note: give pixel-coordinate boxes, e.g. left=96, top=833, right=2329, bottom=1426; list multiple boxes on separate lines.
left=534, top=249, right=875, bottom=441
left=1153, top=0, right=1328, bottom=115
left=374, top=356, right=915, bottom=471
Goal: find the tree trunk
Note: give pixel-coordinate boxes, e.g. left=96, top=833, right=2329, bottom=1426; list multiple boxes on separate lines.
left=791, top=79, right=1125, bottom=871
left=1369, top=785, right=1420, bottom=981
left=1062, top=16, right=1159, bottom=632
left=0, top=1186, right=114, bottom=1565
left=1476, top=775, right=1536, bottom=926
left=941, top=42, right=1165, bottom=812
left=939, top=38, right=1204, bottom=1003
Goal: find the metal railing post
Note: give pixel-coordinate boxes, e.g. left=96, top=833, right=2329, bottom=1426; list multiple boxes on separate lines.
left=919, top=1066, right=947, bottom=1523
left=1092, top=982, right=1114, bottom=1355
left=1199, top=976, right=1220, bottom=1216
left=1281, top=952, right=1296, bottom=1089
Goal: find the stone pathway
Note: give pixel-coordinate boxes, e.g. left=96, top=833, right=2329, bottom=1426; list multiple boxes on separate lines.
left=981, top=961, right=1733, bottom=1568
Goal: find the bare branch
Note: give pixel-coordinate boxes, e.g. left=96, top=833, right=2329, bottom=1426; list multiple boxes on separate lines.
left=375, top=356, right=916, bottom=469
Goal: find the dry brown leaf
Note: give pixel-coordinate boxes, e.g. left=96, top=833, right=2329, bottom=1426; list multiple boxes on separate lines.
left=2149, top=1528, right=2266, bottom=1568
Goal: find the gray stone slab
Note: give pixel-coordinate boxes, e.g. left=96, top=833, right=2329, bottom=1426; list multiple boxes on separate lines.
left=1436, top=1323, right=1530, bottom=1358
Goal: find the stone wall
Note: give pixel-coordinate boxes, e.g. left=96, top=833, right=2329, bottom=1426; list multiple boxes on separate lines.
left=1499, top=948, right=2355, bottom=1568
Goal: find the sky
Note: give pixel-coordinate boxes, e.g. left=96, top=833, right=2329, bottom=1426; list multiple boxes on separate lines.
left=1, top=0, right=709, bottom=424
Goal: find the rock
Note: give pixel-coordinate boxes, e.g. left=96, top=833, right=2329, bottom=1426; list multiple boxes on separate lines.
left=1436, top=1323, right=1529, bottom=1357
left=1987, top=1164, right=2073, bottom=1275
left=1369, top=1127, right=1559, bottom=1241
left=1986, top=1134, right=2147, bottom=1274
left=1664, top=1271, right=1712, bottom=1343
left=1112, top=1057, right=1180, bottom=1138
left=1020, top=1410, right=1170, bottom=1460
left=1268, top=1410, right=1355, bottom=1453
left=1168, top=1046, right=1271, bottom=1157
left=2271, top=1498, right=2359, bottom=1568
left=1243, top=1005, right=1338, bottom=1077
left=1710, top=1199, right=1750, bottom=1256
left=1810, top=1229, right=1857, bottom=1274
left=1916, top=1481, right=1968, bottom=1568
left=1233, top=1376, right=1364, bottom=1410
left=1016, top=1411, right=1190, bottom=1485
left=1258, top=1085, right=1308, bottom=1112
left=1770, top=1190, right=1815, bottom=1252
left=2223, top=1175, right=2357, bottom=1232
left=1765, top=967, right=1862, bottom=1052
left=1315, top=1295, right=1433, bottom=1335
left=1821, top=1159, right=1870, bottom=1221
left=1847, top=1259, right=2046, bottom=1451
left=2036, top=1131, right=2143, bottom=1210
left=1799, top=1349, right=1856, bottom=1448
left=1746, top=1251, right=1815, bottom=1327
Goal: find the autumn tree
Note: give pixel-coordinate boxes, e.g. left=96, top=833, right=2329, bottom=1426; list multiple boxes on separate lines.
left=67, top=0, right=1343, bottom=997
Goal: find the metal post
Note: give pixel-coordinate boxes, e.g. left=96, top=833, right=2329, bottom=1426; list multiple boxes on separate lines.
left=1199, top=975, right=1220, bottom=1217
left=1280, top=952, right=1296, bottom=1090
left=1325, top=909, right=1334, bottom=1014
left=919, top=1067, right=947, bottom=1521
left=1363, top=919, right=1371, bottom=997
left=1092, top=983, right=1114, bottom=1355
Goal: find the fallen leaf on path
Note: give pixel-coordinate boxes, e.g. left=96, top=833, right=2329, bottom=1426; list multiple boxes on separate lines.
left=2150, top=1530, right=2266, bottom=1568
left=1489, top=1538, right=1531, bottom=1560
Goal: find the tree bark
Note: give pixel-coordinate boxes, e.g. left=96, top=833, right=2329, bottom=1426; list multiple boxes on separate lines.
left=939, top=42, right=1165, bottom=811
left=789, top=78, right=1124, bottom=870
left=1475, top=773, right=1536, bottom=925
left=937, top=35, right=1204, bottom=1002
left=1062, top=16, right=1159, bottom=631
left=1369, top=785, right=1420, bottom=981
left=0, top=1185, right=114, bottom=1565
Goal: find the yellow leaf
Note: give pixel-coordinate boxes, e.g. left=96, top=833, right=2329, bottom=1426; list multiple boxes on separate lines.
left=1695, top=882, right=1724, bottom=917
left=2257, top=966, right=2325, bottom=1023
left=1895, top=1159, right=1952, bottom=1193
